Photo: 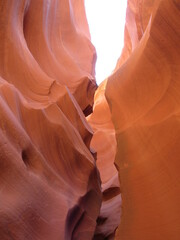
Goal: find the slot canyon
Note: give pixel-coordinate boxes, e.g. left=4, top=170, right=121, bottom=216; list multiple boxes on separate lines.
left=0, top=0, right=180, bottom=239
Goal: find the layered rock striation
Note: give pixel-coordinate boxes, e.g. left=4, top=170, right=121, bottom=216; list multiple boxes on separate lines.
left=106, top=0, right=180, bottom=239
left=0, top=1, right=101, bottom=239
left=88, top=80, right=121, bottom=240
left=1, top=0, right=180, bottom=239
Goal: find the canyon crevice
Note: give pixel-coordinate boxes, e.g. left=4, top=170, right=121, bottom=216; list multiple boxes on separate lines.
left=0, top=0, right=180, bottom=240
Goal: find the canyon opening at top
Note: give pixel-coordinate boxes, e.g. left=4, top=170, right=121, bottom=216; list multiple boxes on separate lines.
left=85, top=0, right=127, bottom=85
left=0, top=0, right=180, bottom=239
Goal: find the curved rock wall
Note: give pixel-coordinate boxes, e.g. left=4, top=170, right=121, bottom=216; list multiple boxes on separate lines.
left=106, top=0, right=180, bottom=239
left=88, top=80, right=121, bottom=239
left=0, top=1, right=101, bottom=239
left=1, top=0, right=180, bottom=239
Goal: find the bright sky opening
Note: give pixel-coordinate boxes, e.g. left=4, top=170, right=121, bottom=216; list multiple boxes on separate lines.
left=85, top=0, right=127, bottom=85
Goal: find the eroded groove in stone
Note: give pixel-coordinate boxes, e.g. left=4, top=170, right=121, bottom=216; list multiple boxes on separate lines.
left=0, top=1, right=101, bottom=239
left=1, top=0, right=180, bottom=239
left=106, top=0, right=180, bottom=239
left=88, top=80, right=122, bottom=239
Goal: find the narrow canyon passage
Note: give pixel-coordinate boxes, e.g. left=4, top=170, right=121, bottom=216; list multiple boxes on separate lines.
left=0, top=0, right=180, bottom=240
left=88, top=80, right=122, bottom=239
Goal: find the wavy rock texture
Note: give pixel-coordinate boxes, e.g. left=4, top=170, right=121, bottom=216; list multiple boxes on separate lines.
left=106, top=0, right=180, bottom=239
left=0, top=1, right=101, bottom=239
left=88, top=80, right=121, bottom=240
left=1, top=0, right=180, bottom=239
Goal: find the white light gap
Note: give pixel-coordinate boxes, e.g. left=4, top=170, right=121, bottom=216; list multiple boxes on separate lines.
left=85, top=0, right=127, bottom=85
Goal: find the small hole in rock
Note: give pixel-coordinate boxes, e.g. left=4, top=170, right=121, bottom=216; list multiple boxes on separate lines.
left=21, top=150, right=29, bottom=166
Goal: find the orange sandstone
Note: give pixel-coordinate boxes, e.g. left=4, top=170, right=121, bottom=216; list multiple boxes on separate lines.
left=106, top=0, right=180, bottom=239
left=88, top=80, right=121, bottom=239
left=1, top=0, right=180, bottom=239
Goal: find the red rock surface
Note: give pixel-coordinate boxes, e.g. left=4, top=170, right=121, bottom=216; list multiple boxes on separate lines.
left=1, top=0, right=180, bottom=239
left=106, top=0, right=180, bottom=239
left=88, top=80, right=121, bottom=239
left=0, top=1, right=101, bottom=239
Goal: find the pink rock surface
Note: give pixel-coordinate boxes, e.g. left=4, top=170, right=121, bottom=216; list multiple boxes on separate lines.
left=88, top=80, right=121, bottom=239
left=106, top=0, right=180, bottom=239
left=0, top=1, right=101, bottom=239
left=1, top=0, right=179, bottom=239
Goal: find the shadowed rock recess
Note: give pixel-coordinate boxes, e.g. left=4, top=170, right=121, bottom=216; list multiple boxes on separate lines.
left=0, top=0, right=180, bottom=240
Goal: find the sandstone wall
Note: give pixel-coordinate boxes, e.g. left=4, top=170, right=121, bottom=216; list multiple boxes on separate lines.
left=106, top=0, right=180, bottom=239
left=0, top=1, right=101, bottom=239
left=1, top=0, right=180, bottom=239
left=88, top=80, right=121, bottom=239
